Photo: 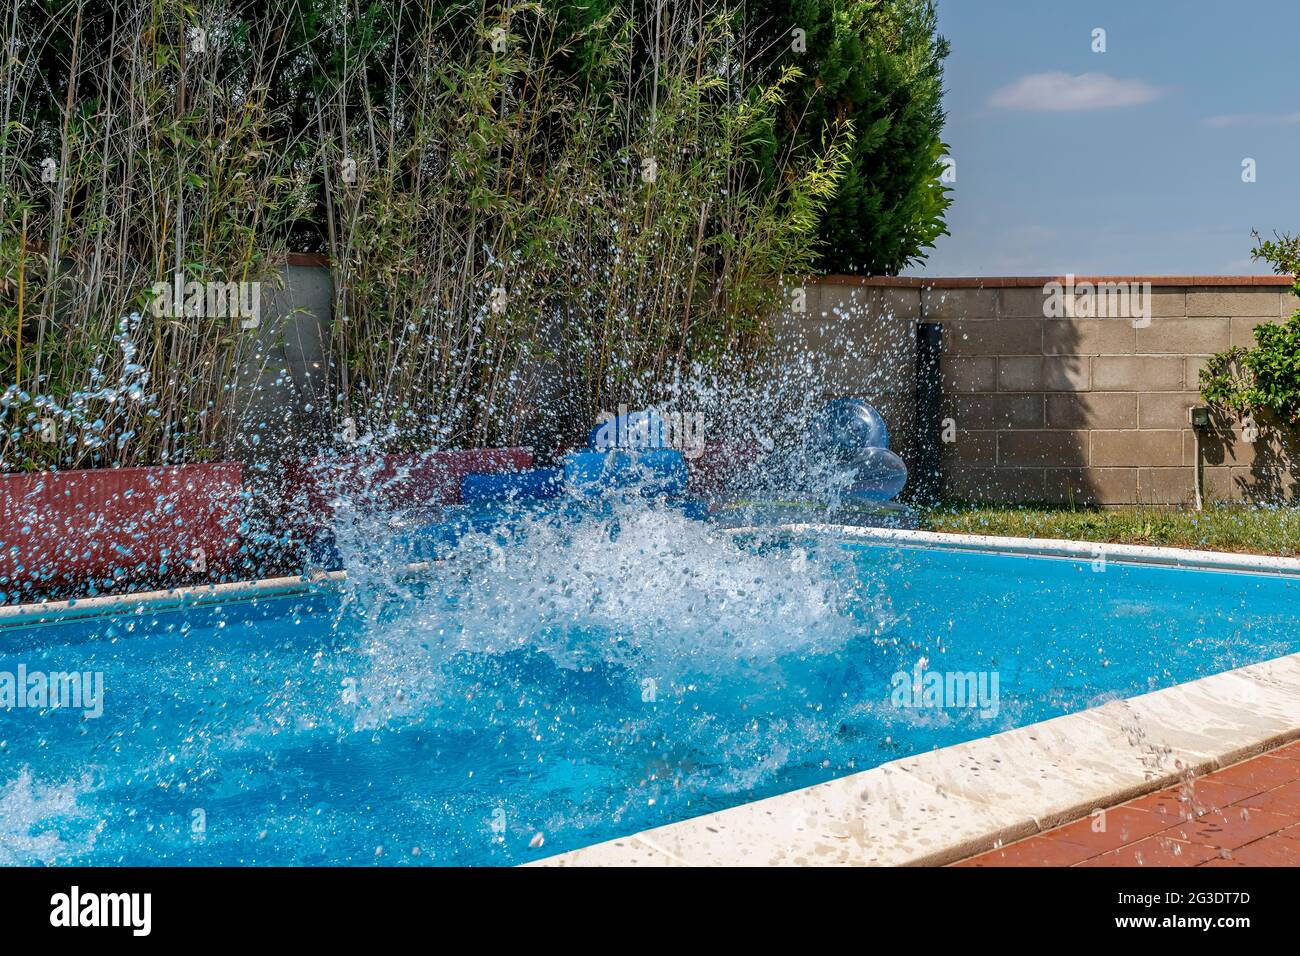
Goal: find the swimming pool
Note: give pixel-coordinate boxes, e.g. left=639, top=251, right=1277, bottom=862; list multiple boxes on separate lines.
left=2, top=506, right=1297, bottom=865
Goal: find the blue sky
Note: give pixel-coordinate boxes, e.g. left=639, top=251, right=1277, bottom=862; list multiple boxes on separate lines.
left=910, top=0, right=1300, bottom=276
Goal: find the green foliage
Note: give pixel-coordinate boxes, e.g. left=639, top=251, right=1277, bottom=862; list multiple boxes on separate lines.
left=1199, top=346, right=1259, bottom=418
left=1200, top=233, right=1300, bottom=424
left=1252, top=232, right=1300, bottom=298
left=1, top=0, right=951, bottom=468
left=745, top=0, right=951, bottom=274
left=1, top=0, right=307, bottom=471
left=315, top=3, right=852, bottom=447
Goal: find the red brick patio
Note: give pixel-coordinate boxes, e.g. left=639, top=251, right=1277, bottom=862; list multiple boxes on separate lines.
left=956, top=739, right=1300, bottom=866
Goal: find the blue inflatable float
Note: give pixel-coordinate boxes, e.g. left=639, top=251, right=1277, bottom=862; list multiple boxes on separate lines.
left=460, top=468, right=564, bottom=505
left=809, top=397, right=908, bottom=502
left=563, top=448, right=687, bottom=498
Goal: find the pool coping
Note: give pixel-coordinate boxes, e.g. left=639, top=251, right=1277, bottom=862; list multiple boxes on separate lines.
left=7, top=522, right=1298, bottom=627
left=0, top=561, right=449, bottom=629
left=0, top=571, right=347, bottom=629
left=533, top=524, right=1300, bottom=866
left=534, top=650, right=1300, bottom=866
left=730, top=524, right=1300, bottom=577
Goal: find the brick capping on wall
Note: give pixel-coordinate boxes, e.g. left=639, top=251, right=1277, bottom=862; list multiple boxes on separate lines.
left=821, top=274, right=1296, bottom=288
left=284, top=258, right=1296, bottom=288
left=286, top=252, right=331, bottom=267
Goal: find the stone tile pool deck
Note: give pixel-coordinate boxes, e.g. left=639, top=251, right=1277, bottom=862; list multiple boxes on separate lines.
left=957, top=741, right=1300, bottom=866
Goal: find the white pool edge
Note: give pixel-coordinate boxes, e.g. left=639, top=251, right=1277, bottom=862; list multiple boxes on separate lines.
left=730, top=523, right=1300, bottom=577
left=533, top=650, right=1300, bottom=867
left=0, top=572, right=346, bottom=628
left=7, top=522, right=1297, bottom=627
left=0, top=560, right=454, bottom=628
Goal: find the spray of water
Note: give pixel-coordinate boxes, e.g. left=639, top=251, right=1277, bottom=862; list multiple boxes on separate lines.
left=0, top=768, right=103, bottom=865
left=0, top=288, right=933, bottom=863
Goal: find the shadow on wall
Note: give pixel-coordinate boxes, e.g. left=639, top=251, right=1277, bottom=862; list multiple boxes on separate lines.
left=932, top=282, right=1098, bottom=507
left=929, top=279, right=1299, bottom=508
left=1200, top=408, right=1300, bottom=505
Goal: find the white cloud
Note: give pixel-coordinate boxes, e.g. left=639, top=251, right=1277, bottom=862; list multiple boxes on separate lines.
left=1203, top=112, right=1300, bottom=127
left=989, top=72, right=1165, bottom=111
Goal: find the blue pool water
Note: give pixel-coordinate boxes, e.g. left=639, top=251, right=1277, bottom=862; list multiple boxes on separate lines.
left=2, top=506, right=1297, bottom=865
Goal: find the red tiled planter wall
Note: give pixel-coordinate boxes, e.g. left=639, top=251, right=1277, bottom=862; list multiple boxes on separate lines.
left=0, top=443, right=762, bottom=600
left=280, top=447, right=535, bottom=518
left=0, top=462, right=243, bottom=598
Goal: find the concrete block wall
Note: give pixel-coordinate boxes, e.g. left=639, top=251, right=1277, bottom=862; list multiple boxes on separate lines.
left=894, top=276, right=1296, bottom=505
left=245, top=264, right=1297, bottom=506
left=767, top=280, right=922, bottom=463
left=231, top=258, right=334, bottom=469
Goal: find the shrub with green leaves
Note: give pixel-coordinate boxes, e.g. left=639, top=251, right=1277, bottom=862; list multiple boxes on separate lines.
left=1200, top=233, right=1300, bottom=424
left=1, top=0, right=308, bottom=471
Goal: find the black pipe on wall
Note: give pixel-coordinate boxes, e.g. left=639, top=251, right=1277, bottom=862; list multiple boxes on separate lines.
left=912, top=321, right=944, bottom=505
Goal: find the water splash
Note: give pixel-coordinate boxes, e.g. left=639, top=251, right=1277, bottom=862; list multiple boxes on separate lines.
left=336, top=494, right=874, bottom=732
left=0, top=767, right=102, bottom=865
